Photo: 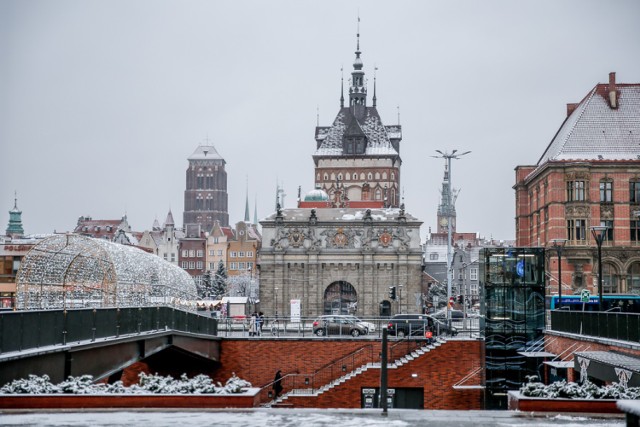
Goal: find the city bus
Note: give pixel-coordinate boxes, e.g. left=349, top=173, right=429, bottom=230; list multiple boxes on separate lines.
left=548, top=294, right=640, bottom=313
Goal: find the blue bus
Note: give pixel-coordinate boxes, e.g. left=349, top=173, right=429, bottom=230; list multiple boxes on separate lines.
left=548, top=294, right=640, bottom=312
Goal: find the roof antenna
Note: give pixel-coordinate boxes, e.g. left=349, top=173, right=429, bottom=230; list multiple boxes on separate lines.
left=316, top=105, right=319, bottom=126
left=356, top=13, right=360, bottom=51
left=397, top=105, right=401, bottom=125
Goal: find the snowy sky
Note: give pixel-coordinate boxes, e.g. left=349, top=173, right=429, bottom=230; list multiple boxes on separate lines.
left=2, top=0, right=639, bottom=240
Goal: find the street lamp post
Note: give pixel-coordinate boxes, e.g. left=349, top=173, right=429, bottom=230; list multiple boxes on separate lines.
left=551, top=239, right=567, bottom=310
left=431, top=149, right=471, bottom=326
left=590, top=226, right=608, bottom=311
left=274, top=286, right=279, bottom=318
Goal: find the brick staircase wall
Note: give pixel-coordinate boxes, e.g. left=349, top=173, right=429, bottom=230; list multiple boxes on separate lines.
left=213, top=338, right=483, bottom=410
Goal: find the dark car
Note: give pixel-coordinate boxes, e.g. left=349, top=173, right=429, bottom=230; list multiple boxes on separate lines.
left=432, top=309, right=465, bottom=320
left=312, top=315, right=368, bottom=337
left=387, top=314, right=458, bottom=338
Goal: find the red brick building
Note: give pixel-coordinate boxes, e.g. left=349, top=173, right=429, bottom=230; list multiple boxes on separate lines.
left=515, top=72, right=640, bottom=296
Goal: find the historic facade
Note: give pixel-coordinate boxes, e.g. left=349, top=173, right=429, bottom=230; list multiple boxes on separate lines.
left=259, top=206, right=423, bottom=318
left=515, top=72, right=640, bottom=295
left=138, top=210, right=183, bottom=265
left=183, top=144, right=228, bottom=232
left=312, top=31, right=401, bottom=208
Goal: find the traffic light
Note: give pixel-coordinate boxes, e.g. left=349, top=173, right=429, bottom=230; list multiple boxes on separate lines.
left=389, top=286, right=397, bottom=301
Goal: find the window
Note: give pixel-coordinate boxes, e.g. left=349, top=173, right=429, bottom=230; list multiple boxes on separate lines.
left=189, top=250, right=195, bottom=257
left=567, top=219, right=587, bottom=241
left=631, top=180, right=640, bottom=203
left=629, top=263, right=640, bottom=294
left=602, top=263, right=619, bottom=293
left=632, top=220, right=640, bottom=242
left=217, top=250, right=222, bottom=256
left=209, top=262, right=215, bottom=270
left=239, top=251, right=245, bottom=257
left=182, top=250, right=188, bottom=258
left=181, top=261, right=188, bottom=269
left=238, top=262, right=246, bottom=270
left=470, top=268, right=478, bottom=281
left=163, top=254, right=168, bottom=260
left=196, top=250, right=203, bottom=257
left=230, top=262, right=236, bottom=270
left=209, top=250, right=214, bottom=256
left=600, top=180, right=613, bottom=202
left=247, top=262, right=253, bottom=270
left=171, top=253, right=175, bottom=262
left=567, top=180, right=586, bottom=201
left=214, top=237, right=219, bottom=243
left=196, top=261, right=203, bottom=270
left=189, top=261, right=195, bottom=269
left=230, top=251, right=237, bottom=258
left=601, top=220, right=614, bottom=241
left=247, top=251, right=253, bottom=257
left=429, top=253, right=438, bottom=260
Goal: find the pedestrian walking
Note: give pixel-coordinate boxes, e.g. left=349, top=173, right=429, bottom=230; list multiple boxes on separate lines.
left=248, top=312, right=258, bottom=337
left=272, top=370, right=283, bottom=399
left=257, top=311, right=264, bottom=335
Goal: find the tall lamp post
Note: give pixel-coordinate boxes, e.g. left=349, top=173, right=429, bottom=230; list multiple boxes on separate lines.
left=551, top=239, right=567, bottom=310
left=274, top=286, right=279, bottom=318
left=431, top=149, right=471, bottom=326
left=590, top=226, right=608, bottom=311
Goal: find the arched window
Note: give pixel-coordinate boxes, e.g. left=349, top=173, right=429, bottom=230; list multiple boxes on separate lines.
left=602, top=263, right=619, bottom=293
left=317, top=173, right=320, bottom=181
left=367, top=173, right=373, bottom=181
left=375, top=172, right=381, bottom=180
left=324, top=173, right=329, bottom=181
left=375, top=189, right=382, bottom=200
left=338, top=173, right=343, bottom=181
left=391, top=172, right=395, bottom=180
left=360, top=173, right=365, bottom=180
left=331, top=173, right=336, bottom=181
left=345, top=173, right=350, bottom=181
left=382, top=172, right=388, bottom=180
left=629, top=263, right=640, bottom=294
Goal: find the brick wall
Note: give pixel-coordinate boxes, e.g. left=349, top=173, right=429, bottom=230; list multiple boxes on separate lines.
left=212, top=338, right=483, bottom=410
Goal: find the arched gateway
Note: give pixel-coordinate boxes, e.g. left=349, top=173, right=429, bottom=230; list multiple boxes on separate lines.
left=323, top=281, right=357, bottom=315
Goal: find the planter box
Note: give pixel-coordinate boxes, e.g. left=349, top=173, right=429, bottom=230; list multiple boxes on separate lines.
left=0, top=389, right=260, bottom=409
left=508, top=391, right=620, bottom=413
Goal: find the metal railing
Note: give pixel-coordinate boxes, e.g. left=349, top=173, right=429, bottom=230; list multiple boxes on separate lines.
left=550, top=310, right=640, bottom=342
left=0, top=307, right=218, bottom=354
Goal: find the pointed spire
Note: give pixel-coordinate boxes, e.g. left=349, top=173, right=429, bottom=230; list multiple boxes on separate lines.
left=340, top=67, right=344, bottom=108
left=164, top=209, right=175, bottom=227
left=373, top=66, right=378, bottom=107
left=6, top=191, right=24, bottom=238
left=253, top=194, right=258, bottom=226
left=349, top=16, right=366, bottom=108
left=244, top=177, right=250, bottom=222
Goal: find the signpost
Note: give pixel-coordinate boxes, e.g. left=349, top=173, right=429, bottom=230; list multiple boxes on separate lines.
left=581, top=289, right=590, bottom=312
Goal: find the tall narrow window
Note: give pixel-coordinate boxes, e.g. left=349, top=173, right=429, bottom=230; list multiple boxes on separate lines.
left=631, top=220, right=640, bottom=242
left=567, top=181, right=586, bottom=201
left=600, top=180, right=613, bottom=202
left=601, top=220, right=614, bottom=241
left=630, top=180, right=640, bottom=203
left=567, top=219, right=587, bottom=241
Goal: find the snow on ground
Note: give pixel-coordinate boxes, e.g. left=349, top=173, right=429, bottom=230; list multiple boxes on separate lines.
left=0, top=409, right=623, bottom=427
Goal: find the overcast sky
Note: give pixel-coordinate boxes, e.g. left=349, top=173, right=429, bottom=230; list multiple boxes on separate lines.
left=2, top=0, right=639, bottom=240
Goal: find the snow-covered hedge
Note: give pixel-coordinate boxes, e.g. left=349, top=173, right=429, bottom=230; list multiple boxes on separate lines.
left=0, top=372, right=252, bottom=395
left=520, top=375, right=640, bottom=400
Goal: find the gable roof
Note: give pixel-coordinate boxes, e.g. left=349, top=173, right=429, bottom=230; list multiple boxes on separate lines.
left=537, top=82, right=640, bottom=165
left=188, top=145, right=224, bottom=161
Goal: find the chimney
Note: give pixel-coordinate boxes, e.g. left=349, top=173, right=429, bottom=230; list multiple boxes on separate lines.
left=566, top=103, right=579, bottom=117
left=608, top=72, right=618, bottom=109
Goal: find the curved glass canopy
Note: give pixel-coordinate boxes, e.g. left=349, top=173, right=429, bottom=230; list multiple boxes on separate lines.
left=16, top=234, right=197, bottom=311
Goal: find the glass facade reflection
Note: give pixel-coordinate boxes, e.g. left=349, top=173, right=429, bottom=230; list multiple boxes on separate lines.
left=480, top=247, right=545, bottom=409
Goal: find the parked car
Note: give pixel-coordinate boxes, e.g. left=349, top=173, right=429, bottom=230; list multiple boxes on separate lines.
left=387, top=314, right=458, bottom=338
left=334, top=315, right=376, bottom=333
left=312, top=315, right=369, bottom=337
left=432, top=309, right=465, bottom=320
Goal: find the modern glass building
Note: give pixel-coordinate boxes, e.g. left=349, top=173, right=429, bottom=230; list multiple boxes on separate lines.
left=479, top=247, right=546, bottom=409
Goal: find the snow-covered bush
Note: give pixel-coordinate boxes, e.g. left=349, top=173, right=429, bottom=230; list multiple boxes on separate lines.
left=519, top=375, right=640, bottom=399
left=0, top=373, right=252, bottom=395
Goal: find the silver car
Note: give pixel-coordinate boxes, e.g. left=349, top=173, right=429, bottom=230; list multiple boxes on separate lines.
left=333, top=315, right=376, bottom=333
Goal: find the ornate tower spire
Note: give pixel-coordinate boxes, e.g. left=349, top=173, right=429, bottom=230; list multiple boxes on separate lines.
left=349, top=17, right=366, bottom=108
left=6, top=191, right=24, bottom=238
left=253, top=194, right=258, bottom=226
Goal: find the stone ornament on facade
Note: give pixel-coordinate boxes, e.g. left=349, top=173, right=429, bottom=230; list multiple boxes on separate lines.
left=615, top=367, right=633, bottom=389
left=578, top=356, right=591, bottom=384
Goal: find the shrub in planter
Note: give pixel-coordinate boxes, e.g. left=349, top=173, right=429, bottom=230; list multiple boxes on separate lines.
left=519, top=375, right=640, bottom=400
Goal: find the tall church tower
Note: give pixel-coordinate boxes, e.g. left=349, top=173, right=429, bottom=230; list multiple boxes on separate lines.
left=436, top=162, right=457, bottom=234
left=183, top=144, right=229, bottom=234
left=312, top=26, right=402, bottom=208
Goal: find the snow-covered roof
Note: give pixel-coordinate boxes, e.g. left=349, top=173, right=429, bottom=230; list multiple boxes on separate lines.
left=314, top=108, right=400, bottom=157
left=262, top=207, right=420, bottom=223
left=188, top=145, right=224, bottom=161
left=536, top=83, right=640, bottom=165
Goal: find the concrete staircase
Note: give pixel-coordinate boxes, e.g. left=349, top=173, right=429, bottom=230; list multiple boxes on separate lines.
left=267, top=338, right=446, bottom=407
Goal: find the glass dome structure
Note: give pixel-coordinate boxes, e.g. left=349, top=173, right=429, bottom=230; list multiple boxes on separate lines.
left=16, top=234, right=197, bottom=311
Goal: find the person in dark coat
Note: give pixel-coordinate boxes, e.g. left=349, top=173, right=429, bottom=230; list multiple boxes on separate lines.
left=272, top=370, right=283, bottom=398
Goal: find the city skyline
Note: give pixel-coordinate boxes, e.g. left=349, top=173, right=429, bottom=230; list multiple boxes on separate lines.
left=2, top=1, right=640, bottom=239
